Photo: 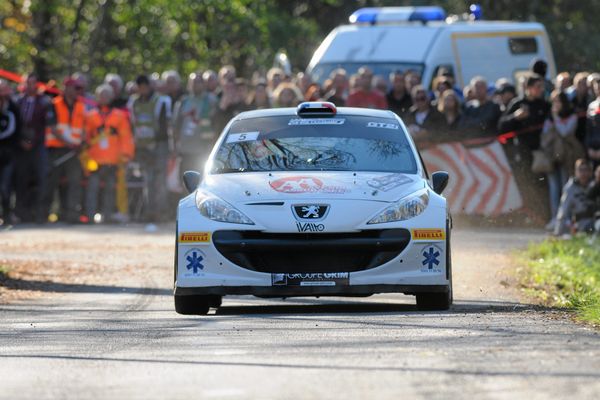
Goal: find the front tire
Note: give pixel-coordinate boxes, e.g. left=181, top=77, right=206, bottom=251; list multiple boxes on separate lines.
left=174, top=295, right=220, bottom=315
left=416, top=291, right=451, bottom=311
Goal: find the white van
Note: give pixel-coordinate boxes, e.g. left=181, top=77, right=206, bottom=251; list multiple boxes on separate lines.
left=306, top=6, right=556, bottom=89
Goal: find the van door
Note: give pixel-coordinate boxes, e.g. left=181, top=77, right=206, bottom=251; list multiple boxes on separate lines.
left=450, top=31, right=549, bottom=87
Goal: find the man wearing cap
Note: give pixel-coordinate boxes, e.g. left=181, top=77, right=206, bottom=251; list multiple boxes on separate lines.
left=493, top=80, right=517, bottom=113
left=44, top=76, right=87, bottom=223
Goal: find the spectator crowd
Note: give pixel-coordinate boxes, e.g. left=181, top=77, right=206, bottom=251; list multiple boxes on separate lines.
left=0, top=58, right=599, bottom=235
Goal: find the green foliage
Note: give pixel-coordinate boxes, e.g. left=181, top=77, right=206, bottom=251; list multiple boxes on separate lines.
left=0, top=264, right=10, bottom=279
left=521, top=236, right=600, bottom=325
left=1, top=0, right=599, bottom=84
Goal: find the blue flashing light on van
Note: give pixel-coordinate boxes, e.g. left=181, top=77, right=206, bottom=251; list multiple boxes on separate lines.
left=349, top=6, right=446, bottom=25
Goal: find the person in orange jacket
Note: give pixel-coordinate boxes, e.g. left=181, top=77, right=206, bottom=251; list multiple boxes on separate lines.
left=44, top=77, right=87, bottom=223
left=84, top=84, right=134, bottom=222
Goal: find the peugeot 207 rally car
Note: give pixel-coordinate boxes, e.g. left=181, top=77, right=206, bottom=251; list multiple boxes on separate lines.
left=175, top=102, right=452, bottom=315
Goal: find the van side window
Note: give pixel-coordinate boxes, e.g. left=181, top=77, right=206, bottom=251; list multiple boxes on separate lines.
left=508, top=37, right=538, bottom=54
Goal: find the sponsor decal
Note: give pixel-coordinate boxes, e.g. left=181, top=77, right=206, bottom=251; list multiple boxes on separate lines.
left=179, top=232, right=211, bottom=243
left=367, top=121, right=399, bottom=130
left=411, top=228, right=445, bottom=241
left=292, top=204, right=330, bottom=221
left=271, top=176, right=322, bottom=193
left=226, top=131, right=260, bottom=143
left=184, top=248, right=206, bottom=275
left=421, top=244, right=443, bottom=273
left=270, top=176, right=348, bottom=194
left=296, top=222, right=325, bottom=232
left=367, top=174, right=413, bottom=192
left=288, top=118, right=345, bottom=126
left=272, top=272, right=349, bottom=286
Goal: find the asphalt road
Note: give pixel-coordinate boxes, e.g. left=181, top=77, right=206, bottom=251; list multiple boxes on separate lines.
left=1, top=225, right=599, bottom=399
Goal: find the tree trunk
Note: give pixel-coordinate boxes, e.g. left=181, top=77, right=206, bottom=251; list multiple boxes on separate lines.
left=30, top=1, right=56, bottom=81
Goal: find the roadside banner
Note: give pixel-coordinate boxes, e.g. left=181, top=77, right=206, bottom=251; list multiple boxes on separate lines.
left=422, top=140, right=523, bottom=216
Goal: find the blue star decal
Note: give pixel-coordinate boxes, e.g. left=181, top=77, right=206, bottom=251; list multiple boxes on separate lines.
left=186, top=251, right=204, bottom=274
left=422, top=247, right=440, bottom=270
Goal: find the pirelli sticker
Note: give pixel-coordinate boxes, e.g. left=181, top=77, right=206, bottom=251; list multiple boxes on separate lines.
left=411, top=228, right=445, bottom=241
left=179, top=232, right=211, bottom=243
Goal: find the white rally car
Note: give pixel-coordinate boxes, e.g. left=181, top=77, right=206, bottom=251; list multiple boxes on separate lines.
left=175, top=102, right=452, bottom=314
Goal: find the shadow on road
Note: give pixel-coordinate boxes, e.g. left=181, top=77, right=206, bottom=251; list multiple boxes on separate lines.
left=0, top=277, right=171, bottom=296
left=214, top=298, right=549, bottom=316
left=1, top=353, right=598, bottom=380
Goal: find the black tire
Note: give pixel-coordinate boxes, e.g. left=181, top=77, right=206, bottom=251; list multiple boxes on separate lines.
left=416, top=219, right=453, bottom=311
left=174, top=295, right=211, bottom=315
left=416, top=292, right=452, bottom=311
left=208, top=295, right=223, bottom=308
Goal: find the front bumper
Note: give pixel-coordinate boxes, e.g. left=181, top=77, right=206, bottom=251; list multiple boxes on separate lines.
left=174, top=284, right=449, bottom=297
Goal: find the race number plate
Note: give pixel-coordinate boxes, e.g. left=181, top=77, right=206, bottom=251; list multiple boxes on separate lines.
left=271, top=272, right=349, bottom=287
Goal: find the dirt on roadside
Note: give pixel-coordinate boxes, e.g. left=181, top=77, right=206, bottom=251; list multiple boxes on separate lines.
left=0, top=225, right=174, bottom=304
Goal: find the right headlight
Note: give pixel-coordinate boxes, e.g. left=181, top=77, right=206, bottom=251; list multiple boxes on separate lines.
left=195, top=191, right=254, bottom=225
left=367, top=189, right=429, bottom=224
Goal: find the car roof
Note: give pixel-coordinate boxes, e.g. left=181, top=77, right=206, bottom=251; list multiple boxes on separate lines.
left=232, top=106, right=398, bottom=122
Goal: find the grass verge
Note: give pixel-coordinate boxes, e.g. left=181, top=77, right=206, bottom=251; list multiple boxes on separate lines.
left=520, top=235, right=600, bottom=325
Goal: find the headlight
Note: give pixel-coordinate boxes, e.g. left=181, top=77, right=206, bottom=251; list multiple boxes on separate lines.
left=195, top=191, right=254, bottom=225
left=367, top=189, right=429, bottom=224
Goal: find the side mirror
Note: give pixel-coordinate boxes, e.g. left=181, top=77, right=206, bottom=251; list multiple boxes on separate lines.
left=431, top=171, right=449, bottom=195
left=183, top=171, right=201, bottom=194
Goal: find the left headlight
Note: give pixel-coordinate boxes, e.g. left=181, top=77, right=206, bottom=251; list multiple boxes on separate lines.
left=367, top=189, right=429, bottom=224
left=195, top=191, right=255, bottom=225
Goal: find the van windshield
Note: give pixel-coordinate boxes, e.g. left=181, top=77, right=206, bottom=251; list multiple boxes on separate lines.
left=211, top=115, right=417, bottom=174
left=309, top=62, right=424, bottom=85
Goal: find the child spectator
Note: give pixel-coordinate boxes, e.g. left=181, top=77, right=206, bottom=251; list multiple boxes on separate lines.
left=554, top=159, right=595, bottom=236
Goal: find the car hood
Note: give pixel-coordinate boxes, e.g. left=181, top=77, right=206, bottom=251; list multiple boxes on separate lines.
left=200, top=171, right=425, bottom=203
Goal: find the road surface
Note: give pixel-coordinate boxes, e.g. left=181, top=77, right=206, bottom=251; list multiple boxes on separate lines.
left=0, top=225, right=599, bottom=399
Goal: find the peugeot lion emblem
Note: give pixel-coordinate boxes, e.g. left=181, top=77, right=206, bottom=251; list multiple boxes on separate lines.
left=292, top=204, right=330, bottom=221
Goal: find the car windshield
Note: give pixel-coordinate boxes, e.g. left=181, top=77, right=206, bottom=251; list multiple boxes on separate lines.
left=309, top=62, right=424, bottom=85
left=211, top=114, right=417, bottom=174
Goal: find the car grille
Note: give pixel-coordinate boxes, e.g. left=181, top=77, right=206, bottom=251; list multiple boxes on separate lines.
left=212, top=229, right=411, bottom=273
